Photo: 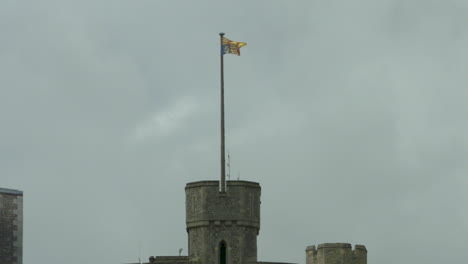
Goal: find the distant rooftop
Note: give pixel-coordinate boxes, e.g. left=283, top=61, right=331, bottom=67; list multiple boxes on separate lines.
left=0, top=188, right=23, bottom=195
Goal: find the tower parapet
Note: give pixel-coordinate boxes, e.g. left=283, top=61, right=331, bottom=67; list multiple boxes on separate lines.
left=306, top=243, right=367, bottom=264
left=185, top=180, right=261, bottom=264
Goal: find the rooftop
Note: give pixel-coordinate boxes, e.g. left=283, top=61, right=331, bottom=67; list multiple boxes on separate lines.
left=0, top=187, right=23, bottom=195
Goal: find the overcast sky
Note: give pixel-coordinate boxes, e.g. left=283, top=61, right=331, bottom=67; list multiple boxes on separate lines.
left=1, top=0, right=468, bottom=263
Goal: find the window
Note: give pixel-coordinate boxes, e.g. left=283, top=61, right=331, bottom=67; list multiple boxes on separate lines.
left=219, top=241, right=227, bottom=264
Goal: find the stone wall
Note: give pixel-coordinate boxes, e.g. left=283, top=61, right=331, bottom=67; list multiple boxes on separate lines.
left=257, top=261, right=297, bottom=264
left=306, top=243, right=367, bottom=264
left=0, top=188, right=23, bottom=264
left=148, top=256, right=191, bottom=264
left=185, top=181, right=260, bottom=225
left=185, top=180, right=261, bottom=264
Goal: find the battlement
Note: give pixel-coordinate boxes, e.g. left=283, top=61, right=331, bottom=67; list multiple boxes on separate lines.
left=306, top=243, right=367, bottom=264
left=185, top=180, right=261, bottom=264
left=185, top=180, right=261, bottom=227
left=185, top=180, right=260, bottom=189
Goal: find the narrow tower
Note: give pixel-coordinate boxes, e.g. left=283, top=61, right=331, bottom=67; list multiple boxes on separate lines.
left=185, top=180, right=260, bottom=264
left=0, top=188, right=23, bottom=264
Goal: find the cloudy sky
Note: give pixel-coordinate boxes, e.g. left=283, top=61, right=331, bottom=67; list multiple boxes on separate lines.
left=1, top=0, right=468, bottom=263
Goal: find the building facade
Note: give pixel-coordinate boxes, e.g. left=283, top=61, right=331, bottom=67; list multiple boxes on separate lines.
left=0, top=188, right=23, bottom=264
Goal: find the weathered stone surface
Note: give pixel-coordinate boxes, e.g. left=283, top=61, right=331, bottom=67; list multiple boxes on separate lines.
left=258, top=262, right=298, bottom=264
left=185, top=180, right=261, bottom=264
left=306, top=243, right=367, bottom=264
left=148, top=256, right=191, bottom=264
left=0, top=188, right=23, bottom=264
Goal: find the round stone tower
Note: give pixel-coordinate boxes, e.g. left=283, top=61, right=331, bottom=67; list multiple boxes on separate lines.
left=185, top=180, right=261, bottom=264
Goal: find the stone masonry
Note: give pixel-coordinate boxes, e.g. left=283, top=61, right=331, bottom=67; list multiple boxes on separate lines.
left=306, top=244, right=367, bottom=264
left=185, top=181, right=261, bottom=264
left=0, top=188, right=23, bottom=264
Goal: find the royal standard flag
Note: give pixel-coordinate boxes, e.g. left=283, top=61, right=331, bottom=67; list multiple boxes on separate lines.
left=221, top=37, right=247, bottom=56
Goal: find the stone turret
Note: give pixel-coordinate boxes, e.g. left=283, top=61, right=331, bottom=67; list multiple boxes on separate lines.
left=185, top=180, right=261, bottom=264
left=306, top=243, right=367, bottom=264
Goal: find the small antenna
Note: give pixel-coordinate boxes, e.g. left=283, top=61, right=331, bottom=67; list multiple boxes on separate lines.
left=237, top=172, right=240, bottom=181
left=227, top=150, right=231, bottom=181
left=138, top=241, right=142, bottom=264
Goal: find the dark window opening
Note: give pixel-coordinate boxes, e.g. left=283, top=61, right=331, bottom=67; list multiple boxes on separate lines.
left=220, top=241, right=227, bottom=264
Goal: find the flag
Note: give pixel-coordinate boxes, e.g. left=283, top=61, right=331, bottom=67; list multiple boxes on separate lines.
left=221, top=37, right=247, bottom=56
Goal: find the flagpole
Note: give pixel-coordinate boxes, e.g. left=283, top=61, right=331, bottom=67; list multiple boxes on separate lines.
left=220, top=32, right=226, bottom=193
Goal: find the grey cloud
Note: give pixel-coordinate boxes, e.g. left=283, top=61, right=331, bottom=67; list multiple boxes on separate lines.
left=1, top=1, right=467, bottom=264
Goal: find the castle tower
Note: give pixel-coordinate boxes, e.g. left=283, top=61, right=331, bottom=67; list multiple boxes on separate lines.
left=185, top=180, right=260, bottom=264
left=0, top=188, right=23, bottom=264
left=306, top=243, right=367, bottom=264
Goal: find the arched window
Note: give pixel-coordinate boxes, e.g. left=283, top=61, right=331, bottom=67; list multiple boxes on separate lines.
left=219, top=241, right=227, bottom=264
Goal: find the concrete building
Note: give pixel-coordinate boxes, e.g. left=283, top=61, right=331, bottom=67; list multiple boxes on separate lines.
left=0, top=188, right=23, bottom=264
left=130, top=180, right=367, bottom=264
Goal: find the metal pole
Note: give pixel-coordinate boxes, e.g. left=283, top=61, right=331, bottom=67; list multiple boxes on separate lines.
left=220, top=32, right=226, bottom=193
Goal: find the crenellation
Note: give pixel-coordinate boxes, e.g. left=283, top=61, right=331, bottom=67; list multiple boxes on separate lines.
left=185, top=180, right=261, bottom=264
left=353, top=245, right=367, bottom=264
left=306, top=243, right=367, bottom=264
